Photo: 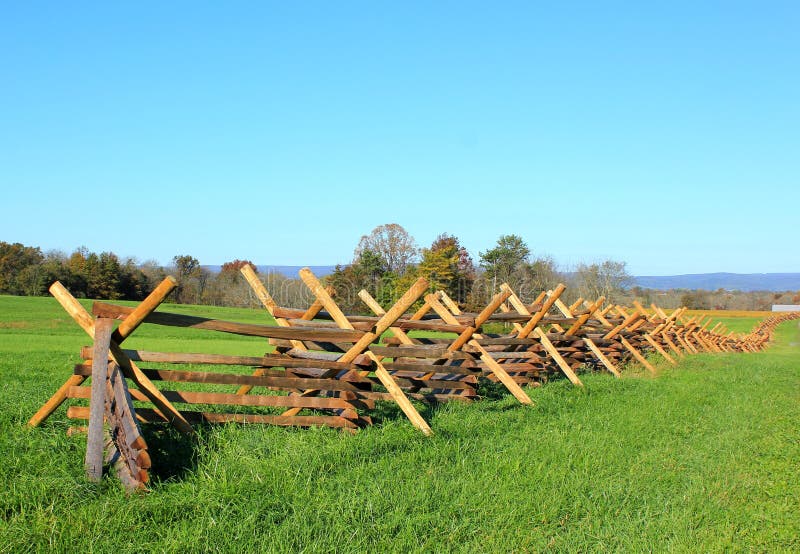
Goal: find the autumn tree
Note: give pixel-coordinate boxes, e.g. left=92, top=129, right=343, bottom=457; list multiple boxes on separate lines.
left=212, top=259, right=257, bottom=307
left=680, top=290, right=711, bottom=310
left=417, top=248, right=456, bottom=295
left=173, top=255, right=200, bottom=279
left=220, top=259, right=256, bottom=274
left=0, top=241, right=44, bottom=294
left=415, top=233, right=476, bottom=303
left=354, top=223, right=418, bottom=275
left=172, top=254, right=200, bottom=304
left=116, top=258, right=150, bottom=300
left=327, top=263, right=367, bottom=313
left=63, top=247, right=90, bottom=295
left=574, top=260, right=633, bottom=303
left=0, top=243, right=151, bottom=300
left=327, top=250, right=391, bottom=313
left=479, top=234, right=531, bottom=292
left=328, top=224, right=418, bottom=313
left=22, top=250, right=71, bottom=296
left=519, top=256, right=560, bottom=301
left=139, top=259, right=168, bottom=290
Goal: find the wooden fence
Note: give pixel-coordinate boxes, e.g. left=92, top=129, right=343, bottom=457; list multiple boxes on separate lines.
left=27, top=267, right=798, bottom=491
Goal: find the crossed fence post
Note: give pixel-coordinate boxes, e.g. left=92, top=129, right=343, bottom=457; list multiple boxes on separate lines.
left=425, top=283, right=586, bottom=388
left=29, top=277, right=194, bottom=435
left=619, top=302, right=678, bottom=365
left=491, top=284, right=585, bottom=386
left=297, top=268, right=434, bottom=434
left=649, top=304, right=686, bottom=358
left=578, top=299, right=657, bottom=375
left=240, top=265, right=434, bottom=435
left=358, top=286, right=535, bottom=403
left=418, top=288, right=536, bottom=402
left=539, top=290, right=622, bottom=377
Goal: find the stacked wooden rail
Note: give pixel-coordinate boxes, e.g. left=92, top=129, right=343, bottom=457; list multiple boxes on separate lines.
left=239, top=268, right=589, bottom=408
left=28, top=266, right=797, bottom=490
left=240, top=266, right=493, bottom=411
left=732, top=310, right=799, bottom=350
left=28, top=273, right=444, bottom=489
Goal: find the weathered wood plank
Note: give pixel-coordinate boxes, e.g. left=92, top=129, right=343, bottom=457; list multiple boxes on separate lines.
left=68, top=406, right=359, bottom=429
left=339, top=277, right=430, bottom=363
left=474, top=337, right=540, bottom=346
left=369, top=345, right=450, bottom=358
left=92, top=302, right=366, bottom=342
left=74, top=364, right=368, bottom=390
left=68, top=386, right=372, bottom=410
left=273, top=306, right=474, bottom=326
left=81, top=347, right=369, bottom=372
left=380, top=375, right=477, bottom=390
left=105, top=364, right=149, bottom=490
left=358, top=391, right=474, bottom=402
left=85, top=317, right=114, bottom=482
left=383, top=362, right=481, bottom=375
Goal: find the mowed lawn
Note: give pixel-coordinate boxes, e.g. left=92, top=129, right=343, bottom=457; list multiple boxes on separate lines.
left=1, top=295, right=798, bottom=552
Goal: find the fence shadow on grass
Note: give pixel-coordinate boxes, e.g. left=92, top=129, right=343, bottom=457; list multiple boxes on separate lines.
left=140, top=424, right=200, bottom=483
left=476, top=377, right=515, bottom=401
left=363, top=399, right=443, bottom=428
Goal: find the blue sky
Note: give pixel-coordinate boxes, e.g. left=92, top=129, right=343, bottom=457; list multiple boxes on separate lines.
left=1, top=1, right=798, bottom=275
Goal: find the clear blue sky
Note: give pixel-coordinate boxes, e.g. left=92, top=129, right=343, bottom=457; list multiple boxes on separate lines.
left=1, top=1, right=798, bottom=275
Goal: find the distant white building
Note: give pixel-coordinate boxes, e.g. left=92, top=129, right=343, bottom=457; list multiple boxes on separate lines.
left=772, top=305, right=800, bottom=312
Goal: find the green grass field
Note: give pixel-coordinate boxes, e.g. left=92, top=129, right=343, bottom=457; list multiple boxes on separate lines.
left=1, top=296, right=798, bottom=552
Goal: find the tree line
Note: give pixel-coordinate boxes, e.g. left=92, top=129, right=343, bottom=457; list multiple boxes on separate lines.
left=0, top=243, right=152, bottom=300
left=328, top=224, right=632, bottom=312
left=0, top=242, right=259, bottom=306
left=3, top=232, right=796, bottom=312
left=0, top=242, right=310, bottom=307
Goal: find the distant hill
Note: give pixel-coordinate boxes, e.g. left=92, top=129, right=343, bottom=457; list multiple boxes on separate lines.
left=633, top=273, right=800, bottom=292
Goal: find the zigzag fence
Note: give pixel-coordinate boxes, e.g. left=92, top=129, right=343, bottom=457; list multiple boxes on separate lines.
left=27, top=267, right=799, bottom=491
